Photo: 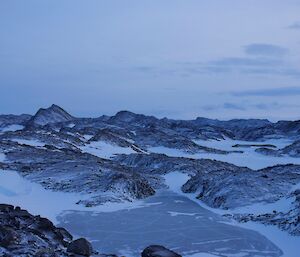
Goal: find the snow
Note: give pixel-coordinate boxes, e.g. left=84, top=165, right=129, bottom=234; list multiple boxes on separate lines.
left=0, top=124, right=24, bottom=133
left=232, top=197, right=294, bottom=215
left=82, top=134, right=94, bottom=141
left=131, top=144, right=149, bottom=154
left=195, top=137, right=292, bottom=151
left=164, top=171, right=300, bottom=257
left=163, top=172, right=190, bottom=193
left=80, top=141, right=135, bottom=159
left=222, top=220, right=300, bottom=257
left=0, top=169, right=150, bottom=224
left=9, top=138, right=45, bottom=147
left=168, top=211, right=198, bottom=217
left=149, top=138, right=300, bottom=169
left=67, top=123, right=75, bottom=128
left=203, top=200, right=300, bottom=257
left=0, top=153, right=5, bottom=162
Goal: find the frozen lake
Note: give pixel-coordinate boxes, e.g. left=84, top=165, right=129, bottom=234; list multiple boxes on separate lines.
left=57, top=190, right=282, bottom=257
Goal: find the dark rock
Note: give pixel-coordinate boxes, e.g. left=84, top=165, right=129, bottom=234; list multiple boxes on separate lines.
left=55, top=227, right=73, bottom=244
left=67, top=238, right=93, bottom=256
left=141, top=245, right=181, bottom=257
left=0, top=204, right=14, bottom=212
left=0, top=204, right=93, bottom=256
left=35, top=217, right=55, bottom=231
left=34, top=248, right=58, bottom=257
left=0, top=225, right=18, bottom=247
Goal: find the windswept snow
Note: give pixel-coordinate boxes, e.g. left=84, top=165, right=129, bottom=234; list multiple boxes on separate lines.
left=82, top=134, right=94, bottom=141
left=232, top=197, right=295, bottom=215
left=0, top=169, right=149, bottom=224
left=0, top=153, right=5, bottom=162
left=0, top=124, right=24, bottom=133
left=9, top=138, right=45, bottom=147
left=194, top=138, right=292, bottom=151
left=164, top=172, right=190, bottom=193
left=223, top=220, right=300, bottom=257
left=67, top=123, right=75, bottom=128
left=149, top=138, right=300, bottom=169
left=163, top=171, right=300, bottom=257
left=80, top=141, right=135, bottom=159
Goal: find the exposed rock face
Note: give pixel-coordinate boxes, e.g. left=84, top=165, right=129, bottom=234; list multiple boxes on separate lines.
left=115, top=152, right=249, bottom=177
left=141, top=245, right=182, bottom=257
left=182, top=164, right=300, bottom=209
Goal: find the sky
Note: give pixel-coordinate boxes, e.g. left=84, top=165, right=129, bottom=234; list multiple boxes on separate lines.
left=1, top=0, right=300, bottom=121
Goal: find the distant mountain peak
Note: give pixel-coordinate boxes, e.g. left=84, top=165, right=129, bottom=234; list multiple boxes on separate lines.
left=28, top=104, right=74, bottom=126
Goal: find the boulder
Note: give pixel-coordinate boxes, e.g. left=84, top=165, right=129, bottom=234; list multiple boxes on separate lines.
left=67, top=238, right=93, bottom=256
left=141, top=245, right=181, bottom=257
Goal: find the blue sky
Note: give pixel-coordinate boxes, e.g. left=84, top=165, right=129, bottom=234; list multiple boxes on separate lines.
left=1, top=0, right=300, bottom=120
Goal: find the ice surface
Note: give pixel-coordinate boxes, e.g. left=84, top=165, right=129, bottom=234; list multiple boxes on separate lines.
left=58, top=190, right=282, bottom=257
left=228, top=220, right=300, bottom=257
left=163, top=172, right=300, bottom=257
left=169, top=172, right=300, bottom=257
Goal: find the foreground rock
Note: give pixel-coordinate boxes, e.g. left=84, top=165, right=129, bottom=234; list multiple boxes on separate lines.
left=141, top=245, right=182, bottom=257
left=67, top=238, right=93, bottom=256
left=0, top=204, right=79, bottom=256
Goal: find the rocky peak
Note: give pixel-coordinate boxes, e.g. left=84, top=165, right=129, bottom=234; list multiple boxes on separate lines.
left=27, top=104, right=74, bottom=126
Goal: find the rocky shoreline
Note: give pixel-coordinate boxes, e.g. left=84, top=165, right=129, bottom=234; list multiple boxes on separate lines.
left=0, top=204, right=181, bottom=257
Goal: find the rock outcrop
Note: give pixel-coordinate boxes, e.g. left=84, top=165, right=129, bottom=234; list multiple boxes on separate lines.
left=141, top=245, right=182, bottom=257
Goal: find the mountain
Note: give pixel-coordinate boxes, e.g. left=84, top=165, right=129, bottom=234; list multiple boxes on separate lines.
left=27, top=104, right=74, bottom=127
